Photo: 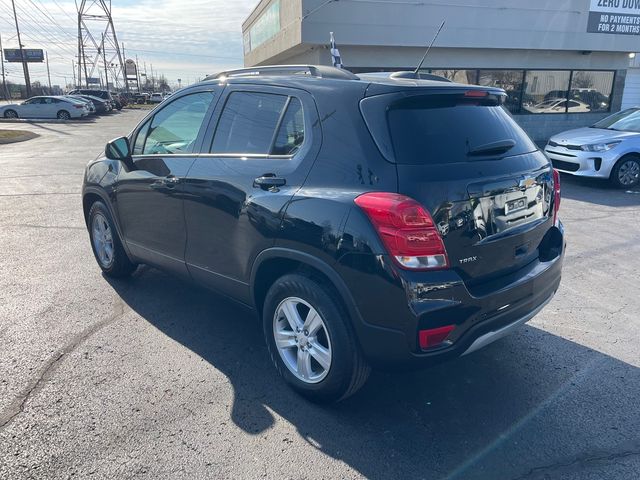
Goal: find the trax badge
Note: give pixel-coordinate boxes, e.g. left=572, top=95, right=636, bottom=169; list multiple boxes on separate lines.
left=459, top=256, right=478, bottom=264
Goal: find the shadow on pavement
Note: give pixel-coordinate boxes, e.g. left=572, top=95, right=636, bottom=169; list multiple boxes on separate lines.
left=560, top=173, right=640, bottom=207
left=106, top=266, right=640, bottom=480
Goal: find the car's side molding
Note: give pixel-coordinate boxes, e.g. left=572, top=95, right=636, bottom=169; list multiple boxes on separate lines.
left=250, top=247, right=365, bottom=326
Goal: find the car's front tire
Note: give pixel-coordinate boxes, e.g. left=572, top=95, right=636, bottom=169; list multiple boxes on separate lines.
left=263, top=273, right=370, bottom=403
left=611, top=155, right=640, bottom=188
left=4, top=109, right=18, bottom=119
left=57, top=110, right=71, bottom=120
left=88, top=201, right=136, bottom=278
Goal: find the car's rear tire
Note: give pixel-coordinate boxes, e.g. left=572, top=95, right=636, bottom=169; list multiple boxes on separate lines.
left=263, top=273, right=370, bottom=403
left=611, top=155, right=640, bottom=188
left=88, top=201, right=136, bottom=278
left=4, top=109, right=18, bottom=119
left=57, top=110, right=71, bottom=120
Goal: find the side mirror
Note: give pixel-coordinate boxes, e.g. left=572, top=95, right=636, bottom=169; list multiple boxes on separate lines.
left=105, top=136, right=131, bottom=161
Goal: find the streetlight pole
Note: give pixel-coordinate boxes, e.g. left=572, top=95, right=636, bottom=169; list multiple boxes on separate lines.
left=45, top=51, right=52, bottom=92
left=11, top=0, right=31, bottom=98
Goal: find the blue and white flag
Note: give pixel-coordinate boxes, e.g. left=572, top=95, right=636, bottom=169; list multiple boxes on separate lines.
left=330, top=32, right=342, bottom=69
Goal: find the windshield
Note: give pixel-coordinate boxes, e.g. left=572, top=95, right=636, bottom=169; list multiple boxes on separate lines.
left=592, top=108, right=640, bottom=132
left=387, top=96, right=537, bottom=164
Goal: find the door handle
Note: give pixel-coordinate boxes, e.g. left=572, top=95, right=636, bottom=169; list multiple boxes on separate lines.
left=254, top=174, right=286, bottom=190
left=150, top=175, right=181, bottom=189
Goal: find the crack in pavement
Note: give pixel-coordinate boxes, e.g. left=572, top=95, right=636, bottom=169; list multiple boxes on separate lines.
left=0, top=297, right=130, bottom=430
left=5, top=223, right=85, bottom=230
left=509, top=448, right=640, bottom=479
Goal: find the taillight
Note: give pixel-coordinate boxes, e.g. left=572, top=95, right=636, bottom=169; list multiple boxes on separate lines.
left=74, top=104, right=84, bottom=109
left=464, top=90, right=489, bottom=97
left=553, top=169, right=561, bottom=224
left=354, top=192, right=449, bottom=270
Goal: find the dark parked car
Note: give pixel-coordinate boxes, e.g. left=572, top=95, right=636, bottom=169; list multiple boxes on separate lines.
left=82, top=65, right=564, bottom=402
left=69, top=89, right=122, bottom=110
left=68, top=94, right=112, bottom=114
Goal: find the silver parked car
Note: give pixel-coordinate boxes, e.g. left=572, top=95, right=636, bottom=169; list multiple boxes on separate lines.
left=545, top=108, right=640, bottom=188
left=0, top=96, right=90, bottom=120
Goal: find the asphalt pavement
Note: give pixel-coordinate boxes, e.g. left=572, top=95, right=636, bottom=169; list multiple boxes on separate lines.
left=0, top=111, right=639, bottom=480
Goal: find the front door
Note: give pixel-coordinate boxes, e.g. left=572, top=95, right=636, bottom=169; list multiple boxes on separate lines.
left=115, top=89, right=218, bottom=277
left=182, top=86, right=320, bottom=302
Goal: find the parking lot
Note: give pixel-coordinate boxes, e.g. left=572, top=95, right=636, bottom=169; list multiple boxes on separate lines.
left=0, top=111, right=639, bottom=479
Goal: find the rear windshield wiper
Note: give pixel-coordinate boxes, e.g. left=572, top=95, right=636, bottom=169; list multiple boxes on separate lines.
left=467, top=139, right=516, bottom=157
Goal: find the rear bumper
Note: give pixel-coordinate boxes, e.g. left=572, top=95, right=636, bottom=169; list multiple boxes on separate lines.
left=336, top=224, right=565, bottom=368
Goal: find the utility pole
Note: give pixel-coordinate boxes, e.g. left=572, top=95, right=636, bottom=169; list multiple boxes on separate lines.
left=45, top=52, right=52, bottom=92
left=121, top=42, right=129, bottom=92
left=71, top=59, right=76, bottom=88
left=0, top=30, right=9, bottom=100
left=101, top=32, right=108, bottom=89
left=150, top=63, right=154, bottom=91
left=135, top=54, right=141, bottom=92
left=11, top=0, right=31, bottom=98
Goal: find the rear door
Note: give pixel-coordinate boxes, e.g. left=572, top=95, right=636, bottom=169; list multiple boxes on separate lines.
left=182, top=85, right=321, bottom=301
left=361, top=89, right=555, bottom=283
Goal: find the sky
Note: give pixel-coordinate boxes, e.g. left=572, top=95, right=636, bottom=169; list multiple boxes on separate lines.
left=0, top=0, right=257, bottom=88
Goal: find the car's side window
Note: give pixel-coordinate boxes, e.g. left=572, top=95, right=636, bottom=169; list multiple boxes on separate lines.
left=272, top=97, right=305, bottom=156
left=136, top=92, right=215, bottom=155
left=133, top=120, right=151, bottom=155
left=210, top=92, right=288, bottom=155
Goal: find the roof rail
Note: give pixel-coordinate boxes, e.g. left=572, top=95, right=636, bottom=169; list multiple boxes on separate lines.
left=390, top=71, right=452, bottom=82
left=205, top=65, right=359, bottom=81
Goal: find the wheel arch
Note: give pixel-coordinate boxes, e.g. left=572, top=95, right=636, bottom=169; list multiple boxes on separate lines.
left=610, top=152, right=640, bottom=181
left=82, top=187, right=134, bottom=259
left=250, top=248, right=364, bottom=329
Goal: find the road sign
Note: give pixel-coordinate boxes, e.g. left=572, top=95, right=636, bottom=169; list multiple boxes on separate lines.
left=3, top=49, right=44, bottom=62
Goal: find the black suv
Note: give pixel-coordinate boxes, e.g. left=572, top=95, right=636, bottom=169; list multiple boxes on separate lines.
left=82, top=65, right=564, bottom=402
left=70, top=89, right=122, bottom=110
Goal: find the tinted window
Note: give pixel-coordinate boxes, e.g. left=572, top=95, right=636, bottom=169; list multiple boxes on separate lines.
left=211, top=92, right=287, bottom=154
left=569, top=71, right=614, bottom=112
left=387, top=96, right=537, bottom=165
left=272, top=97, right=304, bottom=155
left=141, top=92, right=214, bottom=155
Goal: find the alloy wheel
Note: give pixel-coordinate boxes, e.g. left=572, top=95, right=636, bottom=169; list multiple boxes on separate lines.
left=58, top=111, right=71, bottom=120
left=4, top=110, right=17, bottom=119
left=618, top=159, right=640, bottom=186
left=273, top=297, right=332, bottom=383
left=91, top=213, right=114, bottom=268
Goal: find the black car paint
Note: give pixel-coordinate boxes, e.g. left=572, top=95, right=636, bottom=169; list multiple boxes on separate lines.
left=83, top=74, right=565, bottom=368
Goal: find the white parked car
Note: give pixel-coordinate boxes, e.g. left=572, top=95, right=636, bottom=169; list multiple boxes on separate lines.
left=524, top=98, right=591, bottom=114
left=0, top=96, right=90, bottom=120
left=545, top=108, right=640, bottom=188
left=149, top=93, right=163, bottom=104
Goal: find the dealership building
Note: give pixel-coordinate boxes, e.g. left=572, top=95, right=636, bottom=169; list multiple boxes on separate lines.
left=242, top=0, right=640, bottom=143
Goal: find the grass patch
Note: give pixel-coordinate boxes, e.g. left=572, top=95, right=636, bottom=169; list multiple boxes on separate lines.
left=0, top=130, right=27, bottom=140
left=126, top=104, right=155, bottom=110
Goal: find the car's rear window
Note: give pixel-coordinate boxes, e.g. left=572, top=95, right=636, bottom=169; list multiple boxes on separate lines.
left=387, top=96, right=537, bottom=165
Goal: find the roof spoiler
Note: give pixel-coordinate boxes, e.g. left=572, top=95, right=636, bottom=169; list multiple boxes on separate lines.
left=389, top=71, right=452, bottom=82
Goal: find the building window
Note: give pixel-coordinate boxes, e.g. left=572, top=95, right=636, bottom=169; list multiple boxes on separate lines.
left=569, top=71, right=614, bottom=113
left=248, top=0, right=280, bottom=52
left=522, top=70, right=571, bottom=114
left=478, top=70, right=525, bottom=114
left=427, top=69, right=478, bottom=84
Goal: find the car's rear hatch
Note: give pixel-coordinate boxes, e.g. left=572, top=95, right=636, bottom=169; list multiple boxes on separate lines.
left=361, top=86, right=555, bottom=285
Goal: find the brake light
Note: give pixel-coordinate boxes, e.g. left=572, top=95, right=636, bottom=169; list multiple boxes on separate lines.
left=354, top=192, right=449, bottom=270
left=553, top=169, right=561, bottom=224
left=419, top=325, right=455, bottom=349
left=74, top=104, right=84, bottom=109
left=464, top=90, right=489, bottom=97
